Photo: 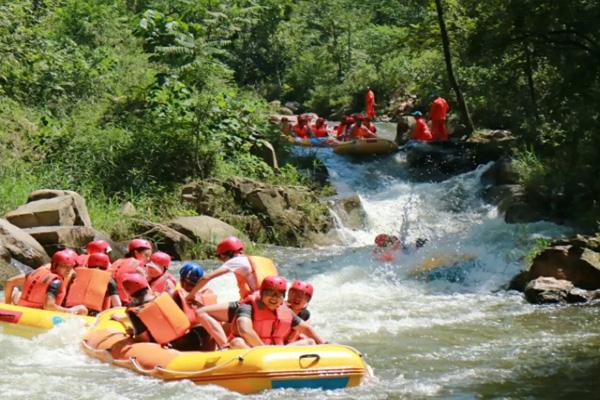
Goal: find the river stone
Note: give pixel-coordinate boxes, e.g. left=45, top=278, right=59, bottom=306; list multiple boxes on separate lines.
left=524, top=277, right=574, bottom=304
left=6, top=191, right=92, bottom=229
left=168, top=216, right=241, bottom=245
left=132, top=220, right=193, bottom=260
left=26, top=189, right=92, bottom=227
left=328, top=195, right=367, bottom=230
left=482, top=184, right=523, bottom=207
left=23, top=225, right=97, bottom=255
left=0, top=218, right=49, bottom=267
left=481, top=158, right=520, bottom=186
left=528, top=245, right=600, bottom=290
left=250, top=139, right=279, bottom=170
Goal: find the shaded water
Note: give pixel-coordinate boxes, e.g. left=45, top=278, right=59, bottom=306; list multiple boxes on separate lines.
left=2, top=124, right=599, bottom=398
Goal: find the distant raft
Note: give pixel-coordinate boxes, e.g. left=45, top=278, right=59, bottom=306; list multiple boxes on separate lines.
left=333, top=138, right=398, bottom=155
left=82, top=308, right=372, bottom=394
left=286, top=135, right=340, bottom=147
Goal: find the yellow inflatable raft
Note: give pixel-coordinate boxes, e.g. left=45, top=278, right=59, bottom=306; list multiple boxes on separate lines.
left=82, top=308, right=371, bottom=394
left=333, top=138, right=398, bottom=155
left=0, top=302, right=94, bottom=337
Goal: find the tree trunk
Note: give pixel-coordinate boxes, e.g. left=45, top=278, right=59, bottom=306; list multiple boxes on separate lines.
left=434, top=0, right=475, bottom=135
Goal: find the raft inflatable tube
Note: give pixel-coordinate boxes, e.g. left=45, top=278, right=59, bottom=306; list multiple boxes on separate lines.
left=285, top=135, right=339, bottom=147
left=82, top=308, right=371, bottom=394
left=333, top=138, right=398, bottom=155
left=0, top=302, right=95, bottom=337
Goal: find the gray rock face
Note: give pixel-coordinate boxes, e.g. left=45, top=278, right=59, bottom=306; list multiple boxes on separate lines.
left=133, top=220, right=193, bottom=260
left=23, top=225, right=98, bottom=255
left=524, top=277, right=575, bottom=304
left=168, top=216, right=241, bottom=245
left=6, top=190, right=92, bottom=228
left=0, top=218, right=49, bottom=267
left=329, top=195, right=368, bottom=230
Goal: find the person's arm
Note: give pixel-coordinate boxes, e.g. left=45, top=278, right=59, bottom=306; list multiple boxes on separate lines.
left=44, top=293, right=88, bottom=315
left=109, top=294, right=122, bottom=308
left=4, top=274, right=25, bottom=304
left=186, top=266, right=230, bottom=300
left=236, top=316, right=265, bottom=347
left=293, top=321, right=326, bottom=344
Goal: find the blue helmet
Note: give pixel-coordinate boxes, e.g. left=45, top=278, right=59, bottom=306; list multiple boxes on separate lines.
left=411, top=111, right=423, bottom=117
left=180, top=262, right=205, bottom=284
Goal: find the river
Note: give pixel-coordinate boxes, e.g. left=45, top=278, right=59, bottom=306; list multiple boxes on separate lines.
left=2, top=123, right=600, bottom=399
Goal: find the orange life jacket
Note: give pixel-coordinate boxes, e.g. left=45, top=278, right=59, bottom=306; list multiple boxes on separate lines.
left=293, top=124, right=310, bottom=139
left=17, top=268, right=66, bottom=309
left=412, top=118, right=433, bottom=141
left=234, top=256, right=279, bottom=299
left=351, top=125, right=375, bottom=139
left=240, top=295, right=294, bottom=345
left=111, top=257, right=142, bottom=305
left=172, top=288, right=218, bottom=324
left=64, top=267, right=112, bottom=312
left=429, top=97, right=449, bottom=120
left=135, top=293, right=191, bottom=345
left=311, top=124, right=328, bottom=138
left=149, top=272, right=177, bottom=294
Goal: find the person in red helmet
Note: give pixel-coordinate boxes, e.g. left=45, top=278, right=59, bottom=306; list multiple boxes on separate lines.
left=186, top=236, right=278, bottom=302
left=363, top=115, right=377, bottom=135
left=4, top=250, right=88, bottom=314
left=228, top=276, right=325, bottom=349
left=365, top=86, right=376, bottom=120
left=292, top=115, right=311, bottom=139
left=428, top=94, right=450, bottom=141
left=145, top=251, right=177, bottom=295
left=348, top=114, right=376, bottom=139
left=372, top=234, right=403, bottom=262
left=311, top=118, right=329, bottom=138
left=411, top=111, right=433, bottom=141
left=280, top=116, right=292, bottom=137
left=77, top=239, right=112, bottom=267
left=110, top=238, right=153, bottom=305
left=64, top=253, right=121, bottom=315
left=285, top=280, right=315, bottom=343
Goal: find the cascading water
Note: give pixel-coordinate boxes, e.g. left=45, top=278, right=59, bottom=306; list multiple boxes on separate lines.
left=2, top=123, right=600, bottom=399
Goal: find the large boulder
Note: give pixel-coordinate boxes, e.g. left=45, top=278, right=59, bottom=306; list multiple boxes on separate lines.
left=132, top=220, right=193, bottom=260
left=0, top=218, right=49, bottom=267
left=250, top=139, right=279, bottom=170
left=395, top=116, right=415, bottom=145
left=524, top=277, right=577, bottom=304
left=168, top=216, right=241, bottom=245
left=23, top=225, right=97, bottom=255
left=480, top=158, right=520, bottom=186
left=5, top=190, right=92, bottom=229
left=328, top=195, right=367, bottom=230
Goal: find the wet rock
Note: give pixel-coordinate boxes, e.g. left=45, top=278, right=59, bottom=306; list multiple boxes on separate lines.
left=465, top=130, right=517, bottom=163
left=524, top=277, right=574, bottom=304
left=395, top=116, right=415, bottom=145
left=482, top=184, right=523, bottom=207
left=328, top=195, right=367, bottom=230
left=168, top=216, right=241, bottom=245
left=527, top=245, right=600, bottom=290
left=284, top=101, right=302, bottom=113
left=26, top=189, right=92, bottom=227
left=132, top=220, right=193, bottom=260
left=250, top=139, right=279, bottom=170
left=0, top=218, right=49, bottom=267
left=481, top=158, right=520, bottom=186
left=504, top=199, right=545, bottom=224
left=0, top=260, right=22, bottom=289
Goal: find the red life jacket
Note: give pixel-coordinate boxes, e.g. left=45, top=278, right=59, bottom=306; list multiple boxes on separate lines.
left=64, top=267, right=112, bottom=312
left=412, top=118, right=433, bottom=141
left=430, top=97, right=449, bottom=120
left=293, top=124, right=309, bottom=139
left=135, top=293, right=191, bottom=345
left=365, top=122, right=377, bottom=134
left=111, top=257, right=142, bottom=305
left=311, top=124, right=328, bottom=138
left=149, top=272, right=177, bottom=294
left=234, top=256, right=279, bottom=300
left=172, top=288, right=218, bottom=324
left=18, top=268, right=66, bottom=309
left=351, top=125, right=375, bottom=139
left=247, top=295, right=294, bottom=345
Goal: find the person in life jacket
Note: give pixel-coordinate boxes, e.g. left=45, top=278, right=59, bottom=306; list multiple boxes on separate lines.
left=411, top=111, right=433, bottom=141
left=169, top=262, right=218, bottom=351
left=292, top=115, right=312, bottom=139
left=348, top=114, right=377, bottom=139
left=4, top=250, right=88, bottom=315
left=285, top=280, right=315, bottom=343
left=363, top=116, right=377, bottom=135
left=365, top=86, right=376, bottom=120
left=77, top=239, right=112, bottom=267
left=228, top=276, right=325, bottom=349
left=428, top=93, right=450, bottom=141
left=372, top=234, right=403, bottom=262
left=333, top=116, right=350, bottom=140
left=145, top=251, right=177, bottom=295
left=111, top=238, right=152, bottom=305
left=311, top=118, right=329, bottom=138
left=280, top=116, right=292, bottom=137
left=64, top=253, right=121, bottom=316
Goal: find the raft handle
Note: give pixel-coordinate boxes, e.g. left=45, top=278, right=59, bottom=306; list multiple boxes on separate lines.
left=129, top=356, right=156, bottom=375
left=153, top=349, right=254, bottom=378
left=299, top=353, right=320, bottom=368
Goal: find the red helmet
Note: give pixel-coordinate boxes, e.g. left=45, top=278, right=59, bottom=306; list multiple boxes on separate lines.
left=87, top=253, right=111, bottom=270
left=260, top=275, right=287, bottom=293
left=86, top=240, right=111, bottom=254
left=374, top=233, right=390, bottom=246
left=122, top=273, right=149, bottom=296
left=51, top=250, right=78, bottom=269
left=316, top=117, right=325, bottom=125
left=149, top=251, right=171, bottom=268
left=215, top=236, right=244, bottom=257
left=128, top=238, right=152, bottom=253
left=290, top=280, right=314, bottom=298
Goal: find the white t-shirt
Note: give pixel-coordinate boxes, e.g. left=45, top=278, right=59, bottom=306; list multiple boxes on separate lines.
left=222, top=256, right=257, bottom=290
